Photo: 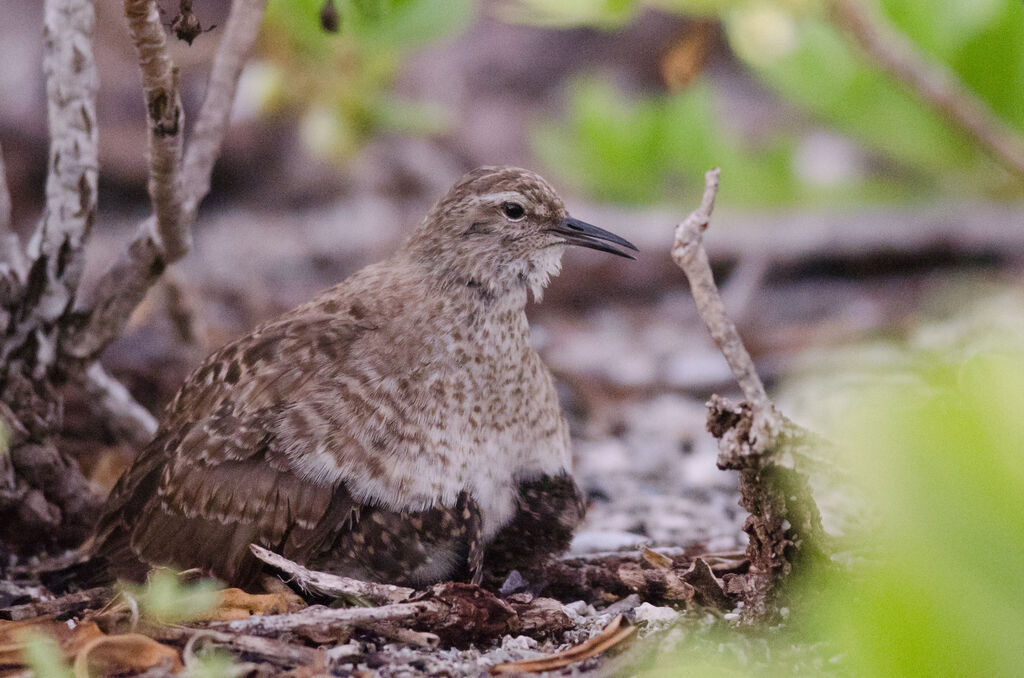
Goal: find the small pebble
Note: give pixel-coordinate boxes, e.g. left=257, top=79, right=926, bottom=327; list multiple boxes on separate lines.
left=633, top=603, right=680, bottom=625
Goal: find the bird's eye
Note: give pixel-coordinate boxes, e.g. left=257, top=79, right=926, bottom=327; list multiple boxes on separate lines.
left=501, top=202, right=526, bottom=220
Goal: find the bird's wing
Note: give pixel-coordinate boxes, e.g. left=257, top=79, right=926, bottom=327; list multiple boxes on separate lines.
left=96, top=310, right=371, bottom=586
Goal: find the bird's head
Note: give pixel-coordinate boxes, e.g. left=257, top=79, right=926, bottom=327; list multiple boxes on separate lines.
left=407, top=166, right=637, bottom=302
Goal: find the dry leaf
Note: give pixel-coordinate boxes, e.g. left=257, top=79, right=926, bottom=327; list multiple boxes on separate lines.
left=191, top=588, right=304, bottom=621
left=0, top=619, right=105, bottom=664
left=72, top=633, right=182, bottom=677
left=659, top=21, right=716, bottom=92
left=490, top=614, right=634, bottom=674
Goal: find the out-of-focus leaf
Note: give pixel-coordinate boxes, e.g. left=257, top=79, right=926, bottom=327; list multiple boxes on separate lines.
left=15, top=634, right=74, bottom=678
left=72, top=633, right=183, bottom=677
left=533, top=77, right=908, bottom=207
left=191, top=588, right=304, bottom=622
left=125, top=571, right=220, bottom=624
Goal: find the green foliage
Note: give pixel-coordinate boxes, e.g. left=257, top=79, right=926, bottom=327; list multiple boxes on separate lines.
left=519, top=0, right=1024, bottom=206
left=633, top=297, right=1024, bottom=676
left=798, top=346, right=1024, bottom=678
left=123, top=570, right=220, bottom=624
left=533, top=77, right=905, bottom=207
left=260, top=0, right=473, bottom=156
left=20, top=634, right=74, bottom=678
left=185, top=648, right=241, bottom=678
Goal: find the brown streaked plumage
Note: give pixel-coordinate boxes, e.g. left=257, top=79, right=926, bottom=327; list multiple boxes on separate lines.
left=91, top=166, right=637, bottom=588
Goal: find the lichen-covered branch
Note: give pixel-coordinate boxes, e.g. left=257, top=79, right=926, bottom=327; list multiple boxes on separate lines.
left=63, top=0, right=268, bottom=363
left=14, top=0, right=98, bottom=350
left=0, top=0, right=101, bottom=550
left=830, top=0, right=1024, bottom=180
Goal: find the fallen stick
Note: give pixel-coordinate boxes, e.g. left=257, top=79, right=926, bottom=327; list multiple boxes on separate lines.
left=148, top=625, right=322, bottom=668
left=0, top=586, right=112, bottom=622
left=211, top=581, right=515, bottom=647
left=490, top=614, right=634, bottom=675
left=250, top=544, right=414, bottom=605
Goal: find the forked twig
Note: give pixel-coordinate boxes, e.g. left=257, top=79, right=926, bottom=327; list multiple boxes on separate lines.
left=63, top=0, right=268, bottom=363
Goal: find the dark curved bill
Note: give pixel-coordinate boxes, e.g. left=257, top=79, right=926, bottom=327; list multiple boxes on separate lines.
left=548, top=217, right=639, bottom=259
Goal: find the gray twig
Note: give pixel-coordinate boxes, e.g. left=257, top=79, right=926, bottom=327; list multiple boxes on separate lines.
left=80, top=362, right=158, bottom=446
left=250, top=545, right=415, bottom=605
left=671, top=169, right=772, bottom=417
left=182, top=0, right=267, bottom=217
left=13, top=0, right=98, bottom=356
left=0, top=140, right=11, bottom=238
left=0, top=141, right=26, bottom=287
left=830, top=0, right=1024, bottom=180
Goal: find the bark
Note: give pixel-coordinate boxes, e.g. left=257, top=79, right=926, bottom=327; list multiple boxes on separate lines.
left=0, top=0, right=267, bottom=555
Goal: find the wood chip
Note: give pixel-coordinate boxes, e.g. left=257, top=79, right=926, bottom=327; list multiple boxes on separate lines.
left=640, top=546, right=673, bottom=570
left=490, top=614, right=634, bottom=674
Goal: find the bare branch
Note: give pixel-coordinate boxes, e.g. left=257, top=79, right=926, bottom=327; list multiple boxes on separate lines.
left=250, top=545, right=415, bottom=605
left=80, top=362, right=158, bottom=446
left=0, top=141, right=27, bottom=289
left=23, top=0, right=99, bottom=326
left=830, top=0, right=1024, bottom=180
left=183, top=0, right=268, bottom=216
left=671, top=168, right=770, bottom=413
left=491, top=615, right=634, bottom=675
left=63, top=0, right=268, bottom=362
left=124, top=0, right=188, bottom=262
left=671, top=171, right=829, bottom=621
left=0, top=140, right=11, bottom=237
left=213, top=600, right=435, bottom=637
left=147, top=626, right=321, bottom=669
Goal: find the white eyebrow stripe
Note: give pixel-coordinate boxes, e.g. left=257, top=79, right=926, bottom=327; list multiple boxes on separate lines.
left=473, top=191, right=552, bottom=217
left=477, top=191, right=531, bottom=204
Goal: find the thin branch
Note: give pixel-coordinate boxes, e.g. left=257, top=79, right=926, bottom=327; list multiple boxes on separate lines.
left=213, top=600, right=436, bottom=637
left=250, top=545, right=415, bottom=605
left=182, top=0, right=267, bottom=216
left=830, top=0, right=1024, bottom=180
left=0, top=141, right=26, bottom=293
left=124, top=0, right=188, bottom=262
left=491, top=615, right=634, bottom=675
left=20, top=0, right=98, bottom=330
left=671, top=168, right=770, bottom=413
left=147, top=626, right=321, bottom=669
left=80, top=362, right=158, bottom=446
left=62, top=0, right=268, bottom=362
left=0, top=140, right=11, bottom=237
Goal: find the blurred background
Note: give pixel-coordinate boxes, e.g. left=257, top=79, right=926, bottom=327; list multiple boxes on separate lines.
left=2, top=0, right=1023, bottom=674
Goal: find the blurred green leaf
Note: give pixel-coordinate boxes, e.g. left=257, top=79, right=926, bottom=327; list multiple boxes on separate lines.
left=184, top=648, right=240, bottom=678
left=20, top=634, right=73, bottom=678
left=261, top=0, right=473, bottom=158
left=528, top=0, right=1024, bottom=206
left=124, top=570, right=220, bottom=624
left=533, top=77, right=913, bottom=207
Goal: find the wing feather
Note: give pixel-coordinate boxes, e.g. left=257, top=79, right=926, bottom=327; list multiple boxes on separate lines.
left=95, top=304, right=371, bottom=587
